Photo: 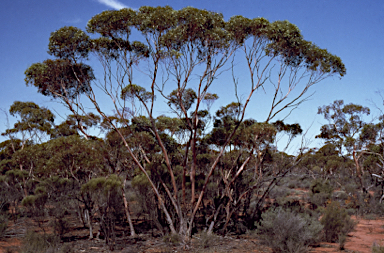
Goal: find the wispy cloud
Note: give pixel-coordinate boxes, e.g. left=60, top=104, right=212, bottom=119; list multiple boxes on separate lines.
left=62, top=17, right=82, bottom=24
left=96, top=0, right=130, bottom=10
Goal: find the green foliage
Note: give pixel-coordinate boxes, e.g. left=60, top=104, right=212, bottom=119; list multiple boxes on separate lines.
left=21, top=231, right=62, bottom=253
left=21, top=190, right=48, bottom=220
left=364, top=213, right=377, bottom=220
left=299, top=143, right=351, bottom=175
left=131, top=116, right=152, bottom=133
left=0, top=214, right=8, bottom=239
left=163, top=233, right=181, bottom=246
left=156, top=116, right=183, bottom=137
left=309, top=179, right=333, bottom=208
left=167, top=88, right=197, bottom=112
left=344, top=182, right=359, bottom=195
left=51, top=217, right=70, bottom=237
left=338, top=233, right=347, bottom=250
left=121, top=84, right=152, bottom=102
left=81, top=174, right=122, bottom=193
left=226, top=16, right=346, bottom=76
left=256, top=207, right=323, bottom=253
left=197, top=231, right=219, bottom=249
left=81, top=174, right=124, bottom=248
left=137, top=6, right=176, bottom=34
left=5, top=169, right=28, bottom=180
left=87, top=8, right=137, bottom=37
left=273, top=120, right=302, bottom=136
left=238, top=122, right=277, bottom=149
left=226, top=16, right=269, bottom=44
left=25, top=59, right=94, bottom=99
left=164, top=6, right=229, bottom=50
left=43, top=135, right=106, bottom=179
left=332, top=190, right=349, bottom=202
left=320, top=202, right=356, bottom=243
left=268, top=186, right=291, bottom=200
left=372, top=243, right=384, bottom=253
left=206, top=102, right=245, bottom=147
left=48, top=26, right=91, bottom=60
left=317, top=100, right=370, bottom=153
left=50, top=113, right=100, bottom=138
left=4, top=101, right=55, bottom=137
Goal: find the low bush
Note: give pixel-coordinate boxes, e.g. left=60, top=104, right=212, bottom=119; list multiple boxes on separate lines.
left=338, top=234, right=347, bottom=250
left=298, top=180, right=312, bottom=189
left=0, top=214, right=8, bottom=239
left=197, top=231, right=219, bottom=249
left=372, top=242, right=384, bottom=253
left=320, top=202, right=356, bottom=243
left=332, top=191, right=349, bottom=201
left=309, top=179, right=333, bottom=209
left=268, top=186, right=291, bottom=199
left=346, top=208, right=356, bottom=216
left=51, top=217, right=70, bottom=237
left=343, top=183, right=359, bottom=195
left=364, top=213, right=377, bottom=220
left=256, top=207, right=323, bottom=253
left=21, top=231, right=61, bottom=253
left=163, top=233, right=181, bottom=246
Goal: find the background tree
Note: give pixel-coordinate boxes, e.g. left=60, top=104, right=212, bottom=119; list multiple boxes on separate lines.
left=2, top=101, right=55, bottom=148
left=317, top=100, right=371, bottom=191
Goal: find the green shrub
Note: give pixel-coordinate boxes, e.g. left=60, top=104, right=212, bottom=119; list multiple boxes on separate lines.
left=320, top=202, right=356, bottom=243
left=346, top=208, right=356, bottom=216
left=21, top=231, right=60, bottom=253
left=51, top=217, right=70, bottom=237
left=372, top=243, right=384, bottom=253
left=344, top=183, right=359, bottom=195
left=0, top=214, right=8, bottom=239
left=363, top=190, right=384, bottom=216
left=57, top=243, right=74, bottom=253
left=256, top=207, right=323, bottom=253
left=298, top=180, right=311, bottom=189
left=309, top=179, right=333, bottom=209
left=197, top=231, right=219, bottom=249
left=338, top=234, right=347, bottom=250
left=269, top=186, right=291, bottom=199
left=332, top=191, right=349, bottom=201
left=163, top=233, right=181, bottom=246
left=365, top=213, right=377, bottom=220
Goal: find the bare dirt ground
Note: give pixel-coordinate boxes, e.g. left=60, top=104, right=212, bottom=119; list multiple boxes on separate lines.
left=0, top=215, right=383, bottom=253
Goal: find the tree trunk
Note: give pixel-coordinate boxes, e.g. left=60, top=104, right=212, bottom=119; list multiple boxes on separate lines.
left=121, top=180, right=136, bottom=237
left=353, top=146, right=366, bottom=193
left=84, top=209, right=93, bottom=239
left=207, top=204, right=222, bottom=235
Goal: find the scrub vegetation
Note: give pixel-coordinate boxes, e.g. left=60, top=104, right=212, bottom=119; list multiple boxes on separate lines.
left=2, top=5, right=384, bottom=253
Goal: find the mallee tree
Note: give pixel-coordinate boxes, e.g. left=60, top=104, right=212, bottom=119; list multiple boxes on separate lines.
left=24, top=6, right=345, bottom=239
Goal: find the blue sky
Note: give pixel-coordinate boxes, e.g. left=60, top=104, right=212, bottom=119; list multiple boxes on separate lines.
left=1, top=0, right=383, bottom=152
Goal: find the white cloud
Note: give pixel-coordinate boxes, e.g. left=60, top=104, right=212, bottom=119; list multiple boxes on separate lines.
left=96, top=0, right=129, bottom=10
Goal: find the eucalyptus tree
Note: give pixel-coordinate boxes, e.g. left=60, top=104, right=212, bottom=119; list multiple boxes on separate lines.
left=81, top=174, right=125, bottom=249
left=299, top=143, right=354, bottom=179
left=1, top=101, right=55, bottom=148
left=24, top=6, right=345, bottom=238
left=50, top=113, right=100, bottom=139
left=316, top=100, right=371, bottom=191
left=0, top=101, right=55, bottom=199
